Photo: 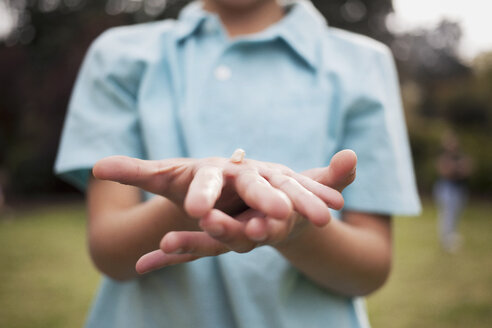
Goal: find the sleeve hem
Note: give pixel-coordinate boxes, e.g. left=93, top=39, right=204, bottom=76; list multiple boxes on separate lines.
left=342, top=197, right=422, bottom=217
left=54, top=161, right=98, bottom=192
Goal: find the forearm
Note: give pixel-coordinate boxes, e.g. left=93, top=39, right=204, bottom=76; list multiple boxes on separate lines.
left=87, top=179, right=196, bottom=280
left=275, top=212, right=392, bottom=296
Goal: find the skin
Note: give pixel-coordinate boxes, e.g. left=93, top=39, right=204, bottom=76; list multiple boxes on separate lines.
left=202, top=0, right=284, bottom=37
left=86, top=0, right=393, bottom=296
left=89, top=150, right=392, bottom=296
left=89, top=155, right=344, bottom=278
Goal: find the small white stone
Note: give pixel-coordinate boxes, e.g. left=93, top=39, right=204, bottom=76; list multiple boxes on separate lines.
left=230, top=148, right=245, bottom=163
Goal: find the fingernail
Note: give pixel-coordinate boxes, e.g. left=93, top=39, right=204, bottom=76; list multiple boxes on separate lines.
left=207, top=224, right=224, bottom=237
left=250, top=233, right=267, bottom=242
left=171, top=248, right=184, bottom=254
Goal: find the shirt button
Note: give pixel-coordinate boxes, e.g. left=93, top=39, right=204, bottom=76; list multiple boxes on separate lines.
left=203, top=20, right=216, bottom=34
left=214, top=65, right=232, bottom=81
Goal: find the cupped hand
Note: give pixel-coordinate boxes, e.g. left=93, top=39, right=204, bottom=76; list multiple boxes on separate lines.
left=93, top=155, right=343, bottom=225
left=135, top=150, right=357, bottom=274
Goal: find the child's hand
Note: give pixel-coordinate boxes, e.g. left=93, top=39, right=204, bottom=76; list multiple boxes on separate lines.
left=135, top=150, right=357, bottom=273
left=93, top=154, right=343, bottom=226
left=135, top=208, right=298, bottom=273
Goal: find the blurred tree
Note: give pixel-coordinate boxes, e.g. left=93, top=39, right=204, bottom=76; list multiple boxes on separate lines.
left=1, top=0, right=201, bottom=197
left=1, top=1, right=132, bottom=196
left=455, top=53, right=492, bottom=193
left=444, top=94, right=489, bottom=128
left=390, top=20, right=471, bottom=118
left=473, top=51, right=492, bottom=105
left=392, top=20, right=492, bottom=195
left=391, top=20, right=469, bottom=81
left=311, top=0, right=394, bottom=43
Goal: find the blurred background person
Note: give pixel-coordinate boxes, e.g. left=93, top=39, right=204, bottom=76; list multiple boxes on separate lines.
left=434, top=130, right=473, bottom=253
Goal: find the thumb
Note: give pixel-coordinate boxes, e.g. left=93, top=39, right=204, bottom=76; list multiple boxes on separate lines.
left=303, top=150, right=357, bottom=192
left=327, top=149, right=357, bottom=192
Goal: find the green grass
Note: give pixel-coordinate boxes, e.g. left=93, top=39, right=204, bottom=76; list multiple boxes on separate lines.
left=0, top=203, right=100, bottom=328
left=367, top=200, right=492, bottom=328
left=0, top=200, right=491, bottom=327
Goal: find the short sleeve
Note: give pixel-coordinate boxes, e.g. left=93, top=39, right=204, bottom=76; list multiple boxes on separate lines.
left=54, top=31, right=145, bottom=191
left=340, top=48, right=421, bottom=216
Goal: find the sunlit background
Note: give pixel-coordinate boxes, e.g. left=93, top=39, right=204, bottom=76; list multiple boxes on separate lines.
left=1, top=1, right=491, bottom=327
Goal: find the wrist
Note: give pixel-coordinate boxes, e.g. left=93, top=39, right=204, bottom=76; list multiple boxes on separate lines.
left=273, top=213, right=336, bottom=256
left=272, top=213, right=310, bottom=250
left=148, top=195, right=199, bottom=232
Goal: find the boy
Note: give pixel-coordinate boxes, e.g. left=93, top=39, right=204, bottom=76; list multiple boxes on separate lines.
left=55, top=0, right=420, bottom=326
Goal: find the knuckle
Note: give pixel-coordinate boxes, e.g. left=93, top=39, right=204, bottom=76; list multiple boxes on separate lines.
left=276, top=175, right=307, bottom=196
left=212, top=246, right=227, bottom=256
left=233, top=243, right=256, bottom=253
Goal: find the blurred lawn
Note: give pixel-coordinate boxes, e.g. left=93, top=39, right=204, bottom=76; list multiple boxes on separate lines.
left=0, top=203, right=99, bottom=328
left=0, top=199, right=491, bottom=328
left=367, top=199, right=492, bottom=328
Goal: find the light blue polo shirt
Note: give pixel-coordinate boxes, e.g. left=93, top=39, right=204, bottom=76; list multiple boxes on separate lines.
left=55, top=1, right=421, bottom=327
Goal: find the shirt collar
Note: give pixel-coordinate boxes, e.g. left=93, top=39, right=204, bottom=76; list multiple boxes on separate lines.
left=175, top=1, right=209, bottom=41
left=176, top=0, right=327, bottom=68
left=275, top=0, right=327, bottom=69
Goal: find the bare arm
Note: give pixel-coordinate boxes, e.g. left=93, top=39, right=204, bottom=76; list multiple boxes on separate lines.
left=87, top=177, right=196, bottom=280
left=274, top=211, right=392, bottom=296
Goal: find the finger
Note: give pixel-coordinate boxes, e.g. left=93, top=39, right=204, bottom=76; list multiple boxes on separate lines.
left=234, top=170, right=292, bottom=220
left=136, top=250, right=200, bottom=274
left=243, top=217, right=269, bottom=242
left=184, top=166, right=224, bottom=218
left=93, top=156, right=155, bottom=183
left=160, top=231, right=229, bottom=257
left=326, top=149, right=357, bottom=191
left=92, top=155, right=190, bottom=194
left=200, top=209, right=259, bottom=253
left=287, top=172, right=344, bottom=210
left=246, top=216, right=292, bottom=245
left=303, top=150, right=357, bottom=192
left=268, top=174, right=332, bottom=227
